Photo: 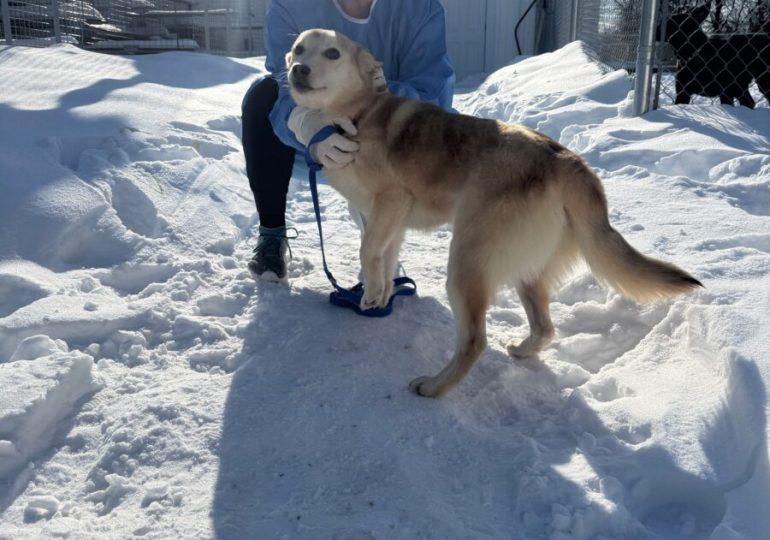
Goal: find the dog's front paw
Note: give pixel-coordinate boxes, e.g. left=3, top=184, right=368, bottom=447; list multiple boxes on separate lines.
left=360, top=281, right=388, bottom=310
left=379, top=279, right=394, bottom=306
left=360, top=290, right=382, bottom=310
left=408, top=376, right=441, bottom=398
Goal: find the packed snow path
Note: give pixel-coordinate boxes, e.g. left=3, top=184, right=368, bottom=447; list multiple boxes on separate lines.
left=0, top=43, right=769, bottom=539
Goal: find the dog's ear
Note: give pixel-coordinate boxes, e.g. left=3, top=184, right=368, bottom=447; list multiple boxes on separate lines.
left=693, top=3, right=710, bottom=24
left=285, top=50, right=293, bottom=70
left=355, top=46, right=387, bottom=93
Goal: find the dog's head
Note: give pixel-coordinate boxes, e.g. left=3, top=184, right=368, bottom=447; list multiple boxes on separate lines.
left=285, top=29, right=384, bottom=113
left=657, top=4, right=710, bottom=56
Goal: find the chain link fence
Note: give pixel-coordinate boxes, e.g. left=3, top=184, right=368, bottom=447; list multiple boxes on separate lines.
left=539, top=0, right=642, bottom=70
left=576, top=0, right=645, bottom=70
left=654, top=0, right=770, bottom=108
left=0, top=0, right=265, bottom=55
left=537, top=0, right=574, bottom=54
left=3, top=0, right=769, bottom=111
left=540, top=0, right=769, bottom=111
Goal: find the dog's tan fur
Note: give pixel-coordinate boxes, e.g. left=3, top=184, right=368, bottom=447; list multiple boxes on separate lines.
left=286, top=29, right=703, bottom=398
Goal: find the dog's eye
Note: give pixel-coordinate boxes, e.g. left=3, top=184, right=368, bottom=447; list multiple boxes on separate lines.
left=294, top=45, right=305, bottom=56
left=324, top=48, right=341, bottom=60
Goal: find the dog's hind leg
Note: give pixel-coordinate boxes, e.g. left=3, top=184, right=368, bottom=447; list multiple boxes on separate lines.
left=756, top=72, right=770, bottom=104
left=381, top=228, right=406, bottom=297
left=506, top=228, right=578, bottom=358
left=506, top=279, right=554, bottom=358
left=409, top=241, right=490, bottom=398
left=737, top=89, right=755, bottom=108
left=675, top=76, right=691, bottom=104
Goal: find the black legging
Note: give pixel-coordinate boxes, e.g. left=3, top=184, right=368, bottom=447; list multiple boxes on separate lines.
left=241, top=77, right=296, bottom=229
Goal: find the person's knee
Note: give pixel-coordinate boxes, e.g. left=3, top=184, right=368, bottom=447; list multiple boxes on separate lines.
left=242, top=77, right=279, bottom=118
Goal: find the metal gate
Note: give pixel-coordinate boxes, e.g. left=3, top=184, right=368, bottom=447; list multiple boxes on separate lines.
left=0, top=0, right=266, bottom=56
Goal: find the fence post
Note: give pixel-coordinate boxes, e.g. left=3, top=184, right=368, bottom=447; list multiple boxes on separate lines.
left=225, top=0, right=232, bottom=54
left=1, top=0, right=13, bottom=45
left=204, top=8, right=211, bottom=52
left=570, top=0, right=580, bottom=42
left=652, top=0, right=670, bottom=110
left=50, top=0, right=61, bottom=43
left=633, top=0, right=660, bottom=116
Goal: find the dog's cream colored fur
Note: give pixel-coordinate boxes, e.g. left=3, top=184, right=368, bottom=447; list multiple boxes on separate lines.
left=286, top=29, right=702, bottom=398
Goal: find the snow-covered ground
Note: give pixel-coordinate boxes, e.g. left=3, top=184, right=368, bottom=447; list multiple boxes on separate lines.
left=0, top=42, right=768, bottom=539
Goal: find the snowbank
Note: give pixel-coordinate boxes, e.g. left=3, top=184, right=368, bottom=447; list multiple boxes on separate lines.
left=0, top=337, right=102, bottom=508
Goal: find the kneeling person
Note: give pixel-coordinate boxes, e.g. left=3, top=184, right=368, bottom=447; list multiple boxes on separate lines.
left=241, top=0, right=455, bottom=280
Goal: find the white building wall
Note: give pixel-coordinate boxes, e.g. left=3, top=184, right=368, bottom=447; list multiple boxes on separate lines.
left=441, top=0, right=538, bottom=80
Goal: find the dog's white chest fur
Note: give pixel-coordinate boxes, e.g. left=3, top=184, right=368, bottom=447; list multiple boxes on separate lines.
left=326, top=168, right=374, bottom=217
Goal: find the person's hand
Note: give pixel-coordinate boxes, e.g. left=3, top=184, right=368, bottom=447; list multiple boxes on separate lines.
left=288, top=106, right=358, bottom=169
left=310, top=132, right=359, bottom=170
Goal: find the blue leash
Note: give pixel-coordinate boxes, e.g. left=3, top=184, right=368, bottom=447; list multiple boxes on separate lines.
left=304, top=126, right=417, bottom=317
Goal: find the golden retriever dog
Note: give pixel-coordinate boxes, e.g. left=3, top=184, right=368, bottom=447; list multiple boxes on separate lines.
left=286, top=29, right=702, bottom=398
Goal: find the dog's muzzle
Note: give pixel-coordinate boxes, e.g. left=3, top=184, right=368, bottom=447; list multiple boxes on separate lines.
left=289, top=63, right=314, bottom=92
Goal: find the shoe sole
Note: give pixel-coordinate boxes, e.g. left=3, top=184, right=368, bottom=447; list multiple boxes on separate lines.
left=248, top=264, right=285, bottom=283
left=257, top=270, right=282, bottom=282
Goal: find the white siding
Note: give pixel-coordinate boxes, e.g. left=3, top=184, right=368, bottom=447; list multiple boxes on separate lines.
left=441, top=0, right=538, bottom=79
left=440, top=0, right=488, bottom=80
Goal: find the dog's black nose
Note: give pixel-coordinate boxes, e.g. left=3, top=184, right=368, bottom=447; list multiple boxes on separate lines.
left=291, top=64, right=311, bottom=77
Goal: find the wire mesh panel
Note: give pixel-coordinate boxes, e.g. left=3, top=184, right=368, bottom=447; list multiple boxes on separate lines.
left=0, top=0, right=265, bottom=56
left=1, top=0, right=66, bottom=46
left=574, top=0, right=644, bottom=69
left=539, top=0, right=576, bottom=52
left=655, top=0, right=770, bottom=107
left=541, top=0, right=647, bottom=70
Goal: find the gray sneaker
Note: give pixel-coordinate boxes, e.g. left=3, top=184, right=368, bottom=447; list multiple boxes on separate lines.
left=248, top=226, right=294, bottom=281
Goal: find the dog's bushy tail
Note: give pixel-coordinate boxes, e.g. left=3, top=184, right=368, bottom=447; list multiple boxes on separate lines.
left=565, top=168, right=703, bottom=302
